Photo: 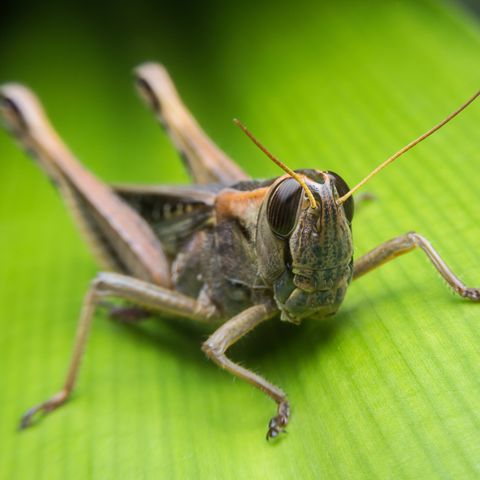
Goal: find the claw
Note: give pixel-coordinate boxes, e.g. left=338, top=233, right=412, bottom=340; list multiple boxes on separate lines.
left=464, top=288, right=480, bottom=301
left=19, top=406, right=41, bottom=430
left=18, top=391, right=68, bottom=430
left=266, top=400, right=290, bottom=440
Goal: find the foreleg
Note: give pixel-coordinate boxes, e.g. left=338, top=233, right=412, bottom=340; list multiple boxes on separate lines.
left=202, top=304, right=288, bottom=439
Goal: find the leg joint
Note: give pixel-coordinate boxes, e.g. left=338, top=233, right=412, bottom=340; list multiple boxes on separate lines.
left=406, top=231, right=431, bottom=245
left=90, top=272, right=116, bottom=295
left=406, top=231, right=420, bottom=242
left=201, top=339, right=224, bottom=360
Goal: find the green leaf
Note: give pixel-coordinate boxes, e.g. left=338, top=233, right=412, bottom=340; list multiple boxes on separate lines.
left=1, top=1, right=480, bottom=478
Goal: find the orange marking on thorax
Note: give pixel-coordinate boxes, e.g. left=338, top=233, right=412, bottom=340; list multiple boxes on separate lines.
left=216, top=187, right=268, bottom=220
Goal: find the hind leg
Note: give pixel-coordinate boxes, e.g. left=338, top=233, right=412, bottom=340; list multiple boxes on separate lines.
left=134, top=62, right=249, bottom=185
left=0, top=84, right=171, bottom=286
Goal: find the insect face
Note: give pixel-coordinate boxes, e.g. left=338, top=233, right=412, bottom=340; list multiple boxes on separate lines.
left=259, top=171, right=355, bottom=323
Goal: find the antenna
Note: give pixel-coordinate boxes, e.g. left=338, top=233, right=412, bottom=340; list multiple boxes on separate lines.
left=233, top=119, right=317, bottom=209
left=337, top=90, right=480, bottom=205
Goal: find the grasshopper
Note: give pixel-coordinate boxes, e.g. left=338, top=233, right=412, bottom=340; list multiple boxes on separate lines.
left=0, top=63, right=479, bottom=439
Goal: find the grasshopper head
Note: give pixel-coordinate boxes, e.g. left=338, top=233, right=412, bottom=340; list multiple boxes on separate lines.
left=256, top=170, right=354, bottom=324
left=233, top=120, right=355, bottom=322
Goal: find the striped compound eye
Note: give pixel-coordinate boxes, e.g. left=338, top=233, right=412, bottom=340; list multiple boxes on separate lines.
left=267, top=178, right=303, bottom=238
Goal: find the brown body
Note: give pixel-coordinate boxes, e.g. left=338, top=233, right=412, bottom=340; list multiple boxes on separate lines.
left=0, top=63, right=478, bottom=439
left=119, top=172, right=354, bottom=323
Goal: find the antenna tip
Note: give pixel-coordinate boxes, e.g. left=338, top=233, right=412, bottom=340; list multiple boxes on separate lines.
left=233, top=118, right=248, bottom=133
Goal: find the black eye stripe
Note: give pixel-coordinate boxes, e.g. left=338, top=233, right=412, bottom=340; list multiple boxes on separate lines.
left=267, top=178, right=303, bottom=238
left=327, top=171, right=354, bottom=223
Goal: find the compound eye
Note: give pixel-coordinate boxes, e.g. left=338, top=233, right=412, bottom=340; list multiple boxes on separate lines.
left=327, top=171, right=354, bottom=223
left=267, top=178, right=303, bottom=238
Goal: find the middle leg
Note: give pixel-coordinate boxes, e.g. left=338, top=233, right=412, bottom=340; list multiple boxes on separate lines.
left=353, top=232, right=480, bottom=300
left=20, top=272, right=218, bottom=429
